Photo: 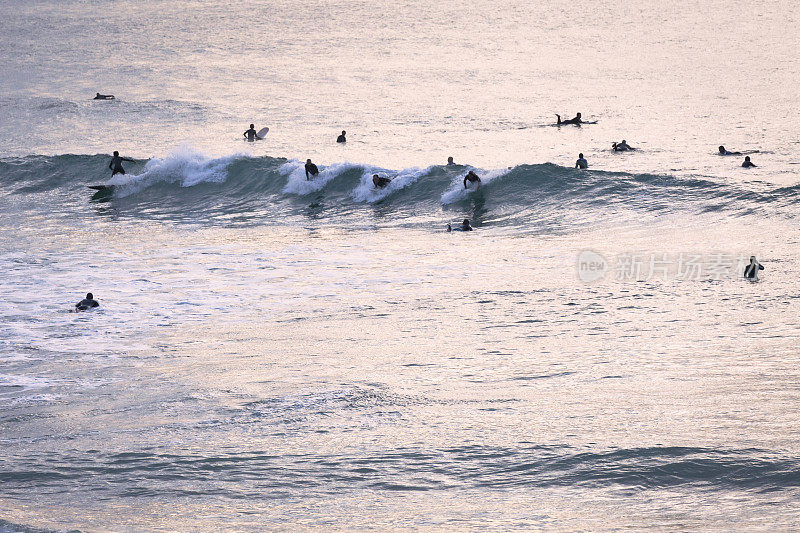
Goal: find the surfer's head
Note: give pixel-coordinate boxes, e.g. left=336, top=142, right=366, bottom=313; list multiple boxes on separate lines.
left=86, top=292, right=93, bottom=299
left=250, top=124, right=254, bottom=129
left=576, top=112, right=582, bottom=118
left=113, top=151, right=119, bottom=156
left=719, top=146, right=726, bottom=153
left=306, top=159, right=312, bottom=164
left=462, top=219, right=471, bottom=228
left=341, top=130, right=346, bottom=135
left=447, top=156, right=453, bottom=164
left=579, top=153, right=584, bottom=158
left=745, top=156, right=751, bottom=162
left=750, top=256, right=756, bottom=262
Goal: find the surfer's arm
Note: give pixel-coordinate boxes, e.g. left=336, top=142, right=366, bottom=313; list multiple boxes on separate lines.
left=463, top=177, right=468, bottom=188
left=122, top=157, right=135, bottom=162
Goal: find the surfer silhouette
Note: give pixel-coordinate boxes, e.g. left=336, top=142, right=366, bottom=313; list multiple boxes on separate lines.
left=463, top=170, right=481, bottom=189
left=305, top=159, right=319, bottom=180
left=372, top=174, right=391, bottom=188
left=575, top=153, right=588, bottom=169
left=718, top=145, right=741, bottom=155
left=93, top=92, right=115, bottom=100
left=243, top=124, right=260, bottom=142
left=557, top=112, right=582, bottom=125
left=109, top=151, right=135, bottom=176
left=742, top=156, right=756, bottom=168
left=612, top=140, right=634, bottom=151
left=75, top=292, right=99, bottom=311
left=744, top=256, right=764, bottom=279
left=447, top=156, right=456, bottom=166
left=337, top=130, right=347, bottom=143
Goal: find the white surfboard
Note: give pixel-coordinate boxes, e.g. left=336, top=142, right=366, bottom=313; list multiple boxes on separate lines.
left=256, top=127, right=269, bottom=139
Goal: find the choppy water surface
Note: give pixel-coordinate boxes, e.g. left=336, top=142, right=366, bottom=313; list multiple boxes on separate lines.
left=1, top=0, right=799, bottom=531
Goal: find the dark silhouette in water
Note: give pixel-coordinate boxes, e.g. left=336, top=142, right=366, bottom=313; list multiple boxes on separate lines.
left=463, top=170, right=481, bottom=189
left=75, top=292, right=99, bottom=311
left=109, top=151, right=135, bottom=176
left=305, top=159, right=319, bottom=180
left=447, top=156, right=456, bottom=166
left=744, top=256, right=764, bottom=279
left=612, top=140, right=634, bottom=151
left=373, top=174, right=391, bottom=188
left=243, top=124, right=261, bottom=142
left=93, top=93, right=115, bottom=100
left=557, top=112, right=582, bottom=125
left=446, top=219, right=474, bottom=232
left=742, top=156, right=756, bottom=168
left=718, top=145, right=741, bottom=155
left=337, top=130, right=347, bottom=143
left=575, top=153, right=588, bottom=169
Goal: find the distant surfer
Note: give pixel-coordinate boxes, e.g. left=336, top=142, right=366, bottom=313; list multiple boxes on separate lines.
left=75, top=292, right=99, bottom=311
left=446, top=219, right=474, bottom=232
left=463, top=170, right=481, bottom=189
left=556, top=112, right=582, bottom=126
left=575, top=153, right=588, bottom=169
left=743, top=256, right=764, bottom=280
left=305, top=159, right=319, bottom=180
left=372, top=174, right=391, bottom=188
left=109, top=151, right=135, bottom=176
left=93, top=93, right=115, bottom=100
left=337, top=130, right=347, bottom=143
left=243, top=124, right=261, bottom=142
left=718, top=145, right=741, bottom=155
left=742, top=156, right=756, bottom=168
left=447, top=156, right=456, bottom=166
left=612, top=140, right=634, bottom=151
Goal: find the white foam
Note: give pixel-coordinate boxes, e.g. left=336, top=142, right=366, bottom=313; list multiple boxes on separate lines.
left=280, top=160, right=361, bottom=195
left=350, top=165, right=433, bottom=203
left=108, top=145, right=244, bottom=197
left=440, top=167, right=512, bottom=205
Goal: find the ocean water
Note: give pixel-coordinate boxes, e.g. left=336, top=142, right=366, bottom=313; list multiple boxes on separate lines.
left=1, top=0, right=799, bottom=531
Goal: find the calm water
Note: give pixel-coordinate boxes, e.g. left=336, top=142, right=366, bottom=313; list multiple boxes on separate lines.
left=1, top=0, right=799, bottom=531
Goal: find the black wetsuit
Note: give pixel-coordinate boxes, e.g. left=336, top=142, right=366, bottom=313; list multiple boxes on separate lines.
left=109, top=155, right=134, bottom=176
left=305, top=162, right=319, bottom=180
left=464, top=173, right=481, bottom=189
left=744, top=263, right=764, bottom=279
left=94, top=94, right=115, bottom=100
left=244, top=128, right=258, bottom=141
left=742, top=160, right=756, bottom=168
left=75, top=298, right=99, bottom=311
left=337, top=134, right=346, bottom=143
left=373, top=176, right=391, bottom=188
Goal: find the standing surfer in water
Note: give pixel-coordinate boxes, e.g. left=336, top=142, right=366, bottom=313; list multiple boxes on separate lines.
left=742, top=156, right=756, bottom=168
left=744, top=256, right=764, bottom=279
left=75, top=292, right=99, bottom=311
left=243, top=124, right=261, bottom=142
left=109, top=151, right=135, bottom=176
left=575, top=153, right=588, bottom=169
left=556, top=112, right=582, bottom=125
left=337, top=131, right=347, bottom=143
left=463, top=170, right=481, bottom=189
left=305, top=159, right=319, bottom=180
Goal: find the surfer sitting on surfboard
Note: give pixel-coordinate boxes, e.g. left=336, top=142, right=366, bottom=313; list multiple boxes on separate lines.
left=93, top=93, right=115, bottom=100
left=109, top=151, right=135, bottom=176
left=744, top=256, right=764, bottom=280
left=463, top=170, right=481, bottom=189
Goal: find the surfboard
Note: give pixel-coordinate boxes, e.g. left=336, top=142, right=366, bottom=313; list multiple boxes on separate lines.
left=256, top=127, right=269, bottom=139
left=88, top=185, right=113, bottom=191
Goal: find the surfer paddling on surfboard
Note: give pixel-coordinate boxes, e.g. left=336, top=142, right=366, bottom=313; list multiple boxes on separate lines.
left=109, top=151, right=135, bottom=176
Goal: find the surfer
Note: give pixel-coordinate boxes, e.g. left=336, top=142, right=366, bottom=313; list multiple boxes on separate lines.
left=109, top=151, right=135, bottom=176
left=744, top=256, right=764, bottom=279
left=243, top=124, right=261, bottom=142
left=372, top=174, right=391, bottom=188
left=447, top=219, right=474, bottom=232
left=575, top=153, right=588, bottom=169
left=463, top=170, right=481, bottom=189
left=75, top=292, right=99, bottom=311
left=447, top=156, right=456, bottom=166
left=556, top=112, right=582, bottom=126
left=93, top=93, right=115, bottom=100
left=337, top=130, right=347, bottom=143
left=718, top=145, right=741, bottom=155
left=305, top=159, right=319, bottom=180
left=612, top=140, right=634, bottom=151
left=742, top=156, right=756, bottom=168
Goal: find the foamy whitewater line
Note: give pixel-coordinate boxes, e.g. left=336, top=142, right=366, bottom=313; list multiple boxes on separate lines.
left=280, top=159, right=362, bottom=196
left=108, top=146, right=245, bottom=197
left=351, top=165, right=434, bottom=204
